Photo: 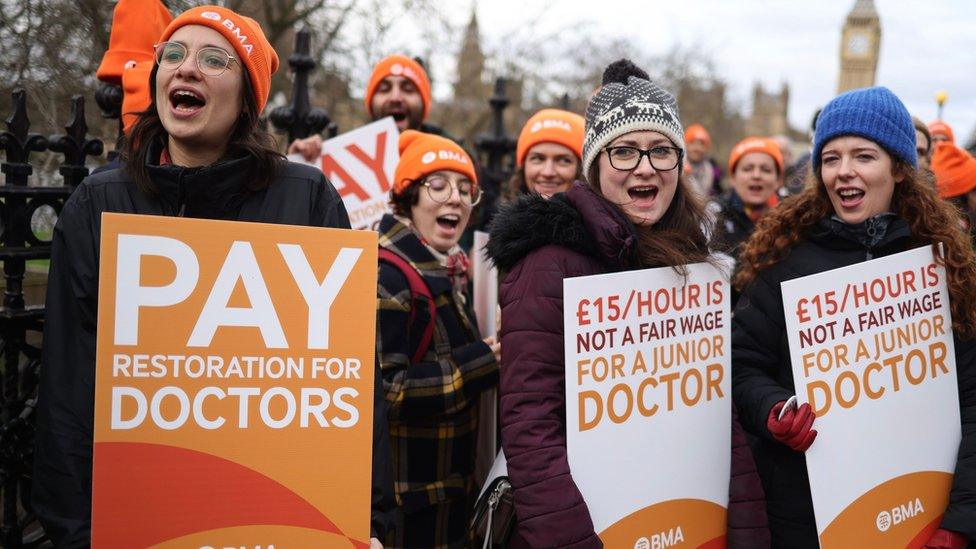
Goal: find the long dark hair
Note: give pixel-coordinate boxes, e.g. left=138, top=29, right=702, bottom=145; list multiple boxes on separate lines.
left=122, top=63, right=283, bottom=196
left=586, top=154, right=710, bottom=274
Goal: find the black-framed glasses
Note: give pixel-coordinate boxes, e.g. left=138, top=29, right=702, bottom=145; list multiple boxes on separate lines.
left=604, top=146, right=682, bottom=172
left=423, top=175, right=481, bottom=206
left=154, top=41, right=236, bottom=77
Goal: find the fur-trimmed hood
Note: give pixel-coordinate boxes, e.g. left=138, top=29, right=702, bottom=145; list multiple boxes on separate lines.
left=486, top=180, right=637, bottom=272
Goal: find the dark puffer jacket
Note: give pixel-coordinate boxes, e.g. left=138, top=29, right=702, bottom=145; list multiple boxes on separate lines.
left=488, top=181, right=769, bottom=548
left=732, top=215, right=976, bottom=547
left=709, top=190, right=759, bottom=259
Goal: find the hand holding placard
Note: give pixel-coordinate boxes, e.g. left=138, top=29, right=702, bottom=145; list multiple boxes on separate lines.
left=768, top=401, right=818, bottom=452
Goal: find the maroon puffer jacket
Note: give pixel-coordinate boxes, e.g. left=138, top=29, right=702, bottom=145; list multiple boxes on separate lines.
left=487, top=182, right=769, bottom=548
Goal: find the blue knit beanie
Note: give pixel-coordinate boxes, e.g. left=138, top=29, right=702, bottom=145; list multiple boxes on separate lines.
left=812, top=86, right=917, bottom=169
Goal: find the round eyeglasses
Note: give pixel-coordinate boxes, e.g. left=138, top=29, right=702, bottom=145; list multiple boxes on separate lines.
left=422, top=175, right=481, bottom=206
left=604, top=145, right=682, bottom=172
left=154, top=41, right=236, bottom=77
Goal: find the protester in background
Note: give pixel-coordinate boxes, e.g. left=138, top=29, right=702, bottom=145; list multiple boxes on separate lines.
left=932, top=142, right=976, bottom=242
left=732, top=86, right=976, bottom=548
left=709, top=137, right=784, bottom=261
left=913, top=116, right=934, bottom=170
left=929, top=119, right=956, bottom=145
left=289, top=54, right=443, bottom=160
left=504, top=108, right=585, bottom=200
left=33, top=7, right=394, bottom=546
left=376, top=130, right=499, bottom=548
left=685, top=123, right=724, bottom=198
left=771, top=134, right=794, bottom=170
left=488, top=59, right=769, bottom=549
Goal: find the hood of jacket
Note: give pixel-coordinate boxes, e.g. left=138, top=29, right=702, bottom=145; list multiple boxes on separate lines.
left=487, top=180, right=637, bottom=272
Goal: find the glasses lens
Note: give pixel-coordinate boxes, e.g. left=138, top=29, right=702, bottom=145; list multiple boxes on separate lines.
left=426, top=177, right=450, bottom=203
left=608, top=147, right=640, bottom=170
left=467, top=185, right=482, bottom=206
left=649, top=147, right=679, bottom=170
left=156, top=42, right=186, bottom=67
left=197, top=47, right=231, bottom=76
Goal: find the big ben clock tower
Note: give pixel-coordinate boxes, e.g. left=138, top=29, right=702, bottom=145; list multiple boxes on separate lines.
left=837, top=0, right=881, bottom=93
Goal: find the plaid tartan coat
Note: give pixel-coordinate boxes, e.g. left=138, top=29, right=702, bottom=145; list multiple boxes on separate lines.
left=376, top=215, right=499, bottom=548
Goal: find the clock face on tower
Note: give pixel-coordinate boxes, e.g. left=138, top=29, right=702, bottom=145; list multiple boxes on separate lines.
left=846, top=30, right=871, bottom=57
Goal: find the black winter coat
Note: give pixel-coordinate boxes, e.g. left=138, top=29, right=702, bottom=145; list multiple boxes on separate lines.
left=732, top=215, right=976, bottom=547
left=709, top=190, right=758, bottom=259
left=33, top=154, right=395, bottom=546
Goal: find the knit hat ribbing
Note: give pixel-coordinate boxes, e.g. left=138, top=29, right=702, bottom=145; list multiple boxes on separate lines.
left=812, top=86, right=917, bottom=169
left=582, top=59, right=684, bottom=177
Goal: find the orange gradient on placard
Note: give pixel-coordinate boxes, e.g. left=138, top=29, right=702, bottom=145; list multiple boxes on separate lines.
left=151, top=525, right=366, bottom=549
left=599, top=499, right=727, bottom=548
left=819, top=471, right=952, bottom=548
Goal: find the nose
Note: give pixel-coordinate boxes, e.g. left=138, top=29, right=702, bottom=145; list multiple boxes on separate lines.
left=445, top=182, right=462, bottom=205
left=633, top=152, right=656, bottom=177
left=540, top=159, right=557, bottom=177
left=175, top=52, right=202, bottom=80
left=838, top=155, right=856, bottom=179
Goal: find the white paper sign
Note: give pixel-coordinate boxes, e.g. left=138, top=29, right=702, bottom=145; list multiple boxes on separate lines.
left=564, top=261, right=731, bottom=547
left=781, top=245, right=960, bottom=547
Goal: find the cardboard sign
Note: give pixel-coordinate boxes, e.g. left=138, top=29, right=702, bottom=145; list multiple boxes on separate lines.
left=92, top=213, right=378, bottom=548
left=289, top=117, right=399, bottom=230
left=564, top=262, right=731, bottom=548
left=781, top=245, right=960, bottom=548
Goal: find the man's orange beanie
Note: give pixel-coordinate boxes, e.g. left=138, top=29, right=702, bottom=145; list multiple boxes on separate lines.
left=932, top=143, right=976, bottom=199
left=928, top=120, right=955, bottom=144
left=393, top=130, right=477, bottom=196
left=728, top=137, right=785, bottom=174
left=364, top=55, right=432, bottom=120
left=516, top=109, right=585, bottom=167
left=684, top=124, right=711, bottom=147
left=158, top=6, right=279, bottom=113
left=97, top=0, right=173, bottom=86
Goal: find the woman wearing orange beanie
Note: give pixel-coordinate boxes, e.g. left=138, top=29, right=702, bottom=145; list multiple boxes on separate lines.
left=33, top=6, right=395, bottom=546
left=932, top=142, right=976, bottom=243
left=506, top=108, right=585, bottom=200
left=376, top=130, right=500, bottom=548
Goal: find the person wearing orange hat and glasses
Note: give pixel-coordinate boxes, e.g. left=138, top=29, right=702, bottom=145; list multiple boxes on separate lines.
left=505, top=108, right=585, bottom=200
left=376, top=130, right=499, bottom=548
left=929, top=120, right=956, bottom=145
left=289, top=54, right=441, bottom=161
left=685, top=123, right=724, bottom=198
left=33, top=6, right=394, bottom=547
left=932, top=142, right=976, bottom=244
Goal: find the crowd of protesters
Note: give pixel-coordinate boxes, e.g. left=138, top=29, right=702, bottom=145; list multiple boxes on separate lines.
left=27, top=1, right=976, bottom=548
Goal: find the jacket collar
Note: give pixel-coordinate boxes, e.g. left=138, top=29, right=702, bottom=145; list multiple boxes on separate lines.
left=377, top=214, right=453, bottom=296
left=808, top=213, right=911, bottom=252
left=145, top=140, right=255, bottom=219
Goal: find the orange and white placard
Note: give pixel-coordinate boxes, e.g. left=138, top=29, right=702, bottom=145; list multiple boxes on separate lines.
left=91, top=213, right=378, bottom=548
left=564, top=261, right=731, bottom=548
left=782, top=245, right=960, bottom=548
left=289, top=117, right=398, bottom=230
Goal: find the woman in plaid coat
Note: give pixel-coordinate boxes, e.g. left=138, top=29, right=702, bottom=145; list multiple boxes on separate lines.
left=377, top=130, right=500, bottom=548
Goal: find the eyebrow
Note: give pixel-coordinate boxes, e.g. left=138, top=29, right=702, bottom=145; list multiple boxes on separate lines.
left=611, top=137, right=670, bottom=147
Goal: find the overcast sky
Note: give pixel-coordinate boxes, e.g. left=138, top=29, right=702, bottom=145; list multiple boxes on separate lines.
left=435, top=0, right=975, bottom=144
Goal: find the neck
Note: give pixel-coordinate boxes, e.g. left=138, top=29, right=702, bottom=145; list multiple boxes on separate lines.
left=167, top=136, right=226, bottom=167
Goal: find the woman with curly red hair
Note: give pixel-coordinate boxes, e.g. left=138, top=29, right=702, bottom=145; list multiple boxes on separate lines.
left=732, top=86, right=976, bottom=548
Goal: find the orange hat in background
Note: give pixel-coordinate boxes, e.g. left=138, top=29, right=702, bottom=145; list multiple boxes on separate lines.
left=364, top=55, right=432, bottom=120
left=97, top=0, right=173, bottom=86
left=728, top=137, right=785, bottom=174
left=121, top=61, right=153, bottom=134
left=516, top=109, right=585, bottom=167
left=393, top=130, right=477, bottom=196
left=684, top=124, right=711, bottom=147
left=158, top=6, right=279, bottom=113
left=931, top=142, right=976, bottom=199
left=928, top=120, right=955, bottom=143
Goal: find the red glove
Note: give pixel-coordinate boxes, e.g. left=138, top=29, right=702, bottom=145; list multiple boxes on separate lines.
left=924, top=528, right=968, bottom=549
left=767, top=401, right=817, bottom=452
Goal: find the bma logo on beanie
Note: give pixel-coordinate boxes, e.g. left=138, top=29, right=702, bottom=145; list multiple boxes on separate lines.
left=421, top=151, right=436, bottom=164
left=530, top=119, right=572, bottom=134
left=390, top=63, right=404, bottom=76
left=200, top=11, right=221, bottom=20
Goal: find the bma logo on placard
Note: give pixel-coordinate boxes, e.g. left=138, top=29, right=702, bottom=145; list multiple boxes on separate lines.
left=634, top=527, right=684, bottom=549
left=876, top=497, right=924, bottom=532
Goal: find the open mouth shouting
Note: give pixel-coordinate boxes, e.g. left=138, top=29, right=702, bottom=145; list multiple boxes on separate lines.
left=836, top=186, right=866, bottom=209
left=169, top=87, right=206, bottom=118
left=436, top=213, right=461, bottom=235
left=627, top=184, right=659, bottom=207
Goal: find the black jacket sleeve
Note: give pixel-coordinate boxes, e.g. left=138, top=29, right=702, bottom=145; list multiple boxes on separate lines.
left=942, top=336, right=976, bottom=540
left=314, top=173, right=351, bottom=230
left=32, top=184, right=99, bottom=547
left=370, top=356, right=396, bottom=539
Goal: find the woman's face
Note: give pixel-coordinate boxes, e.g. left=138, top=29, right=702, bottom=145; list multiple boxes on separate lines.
left=523, top=142, right=578, bottom=198
left=410, top=170, right=474, bottom=253
left=731, top=152, right=780, bottom=207
left=820, top=136, right=902, bottom=224
left=155, top=25, right=244, bottom=157
left=597, top=130, right=680, bottom=226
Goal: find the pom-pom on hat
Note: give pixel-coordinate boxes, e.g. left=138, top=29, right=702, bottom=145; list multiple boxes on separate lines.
left=932, top=143, right=976, bottom=199
left=684, top=124, right=711, bottom=147
left=364, top=55, right=432, bottom=121
left=812, top=86, right=917, bottom=169
left=97, top=0, right=173, bottom=86
left=516, top=109, right=585, bottom=167
left=728, top=137, right=785, bottom=175
left=158, top=5, right=279, bottom=113
left=582, top=59, right=684, bottom=177
left=393, top=130, right=477, bottom=196
left=928, top=120, right=955, bottom=144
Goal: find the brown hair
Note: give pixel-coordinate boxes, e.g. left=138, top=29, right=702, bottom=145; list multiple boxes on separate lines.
left=122, top=64, right=283, bottom=197
left=912, top=116, right=932, bottom=153
left=389, top=182, right=422, bottom=217
left=735, top=163, right=976, bottom=338
left=586, top=157, right=710, bottom=274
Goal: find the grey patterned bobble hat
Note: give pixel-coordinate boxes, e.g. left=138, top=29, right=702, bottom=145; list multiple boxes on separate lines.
left=582, top=59, right=685, bottom=177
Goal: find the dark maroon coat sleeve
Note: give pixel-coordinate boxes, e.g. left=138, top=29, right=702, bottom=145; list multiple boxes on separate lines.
left=498, top=246, right=602, bottom=549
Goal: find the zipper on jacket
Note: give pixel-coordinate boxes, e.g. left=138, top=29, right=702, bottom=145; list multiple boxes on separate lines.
left=864, top=217, right=877, bottom=260
left=176, top=168, right=187, bottom=217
